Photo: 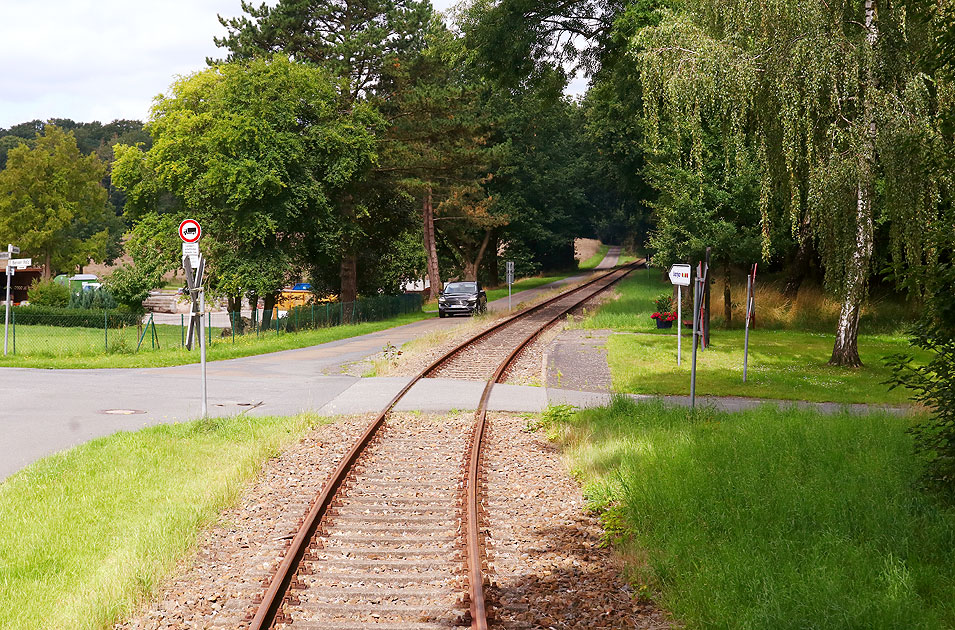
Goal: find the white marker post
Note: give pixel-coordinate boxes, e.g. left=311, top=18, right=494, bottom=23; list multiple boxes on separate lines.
left=180, top=219, right=207, bottom=418
left=506, top=261, right=515, bottom=311
left=668, top=264, right=691, bottom=365
left=3, top=244, right=20, bottom=356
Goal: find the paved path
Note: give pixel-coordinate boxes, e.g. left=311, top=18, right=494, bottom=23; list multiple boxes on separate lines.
left=595, top=245, right=622, bottom=269
left=0, top=273, right=594, bottom=480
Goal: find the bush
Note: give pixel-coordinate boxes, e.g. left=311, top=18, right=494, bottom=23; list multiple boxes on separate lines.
left=11, top=306, right=140, bottom=328
left=104, top=263, right=160, bottom=313
left=653, top=291, right=675, bottom=314
left=887, top=263, right=955, bottom=495
left=27, top=279, right=69, bottom=307
left=69, top=288, right=117, bottom=310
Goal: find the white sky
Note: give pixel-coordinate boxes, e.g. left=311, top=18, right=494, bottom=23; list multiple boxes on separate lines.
left=0, top=0, right=466, bottom=130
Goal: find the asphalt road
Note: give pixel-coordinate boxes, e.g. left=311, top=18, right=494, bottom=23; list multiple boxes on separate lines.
left=0, top=274, right=594, bottom=480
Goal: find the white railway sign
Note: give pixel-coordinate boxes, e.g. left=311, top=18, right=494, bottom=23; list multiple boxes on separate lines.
left=668, top=264, right=692, bottom=286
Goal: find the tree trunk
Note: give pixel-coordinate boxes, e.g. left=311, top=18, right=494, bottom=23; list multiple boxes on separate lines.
left=227, top=294, right=244, bottom=333
left=463, top=230, right=493, bottom=281
left=723, top=261, right=732, bottom=327
left=340, top=253, right=358, bottom=323
left=44, top=251, right=52, bottom=280
left=783, top=218, right=812, bottom=301
left=830, top=0, right=878, bottom=367
left=422, top=188, right=442, bottom=298
left=486, top=230, right=499, bottom=285
left=262, top=293, right=277, bottom=330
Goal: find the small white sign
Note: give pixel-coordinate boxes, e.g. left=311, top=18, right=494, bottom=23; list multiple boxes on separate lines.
left=8, top=258, right=31, bottom=269
left=7, top=246, right=19, bottom=254
left=506, top=261, right=515, bottom=285
left=669, top=264, right=692, bottom=286
left=182, top=242, right=200, bottom=270
left=0, top=253, right=9, bottom=260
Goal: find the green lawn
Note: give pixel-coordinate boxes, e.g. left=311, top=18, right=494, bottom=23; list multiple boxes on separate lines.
left=542, top=399, right=955, bottom=630
left=0, top=311, right=429, bottom=369
left=484, top=271, right=580, bottom=303
left=0, top=413, right=325, bottom=630
left=582, top=268, right=923, bottom=405
left=607, top=330, right=921, bottom=405
left=578, top=244, right=609, bottom=269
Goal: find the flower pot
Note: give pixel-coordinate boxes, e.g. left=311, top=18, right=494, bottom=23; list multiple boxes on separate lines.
left=656, top=319, right=673, bottom=329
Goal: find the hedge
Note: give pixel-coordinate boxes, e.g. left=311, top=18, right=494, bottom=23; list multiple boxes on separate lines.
left=10, top=306, right=141, bottom=329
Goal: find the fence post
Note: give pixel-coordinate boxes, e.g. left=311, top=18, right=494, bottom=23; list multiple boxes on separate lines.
left=104, top=310, right=108, bottom=351
left=11, top=310, right=14, bottom=354
left=181, top=313, right=184, bottom=348
left=232, top=311, right=235, bottom=343
left=208, top=312, right=212, bottom=346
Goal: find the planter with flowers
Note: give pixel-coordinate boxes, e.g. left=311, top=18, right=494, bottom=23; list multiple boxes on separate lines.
left=651, top=293, right=677, bottom=328
left=651, top=311, right=678, bottom=328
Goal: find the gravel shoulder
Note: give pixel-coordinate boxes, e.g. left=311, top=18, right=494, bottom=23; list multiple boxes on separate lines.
left=114, top=411, right=671, bottom=629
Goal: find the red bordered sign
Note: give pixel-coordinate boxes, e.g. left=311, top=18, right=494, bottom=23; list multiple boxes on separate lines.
left=179, top=219, right=202, bottom=243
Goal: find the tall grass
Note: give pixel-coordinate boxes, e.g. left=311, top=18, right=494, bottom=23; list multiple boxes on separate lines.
left=0, top=413, right=323, bottom=630
left=550, top=398, right=955, bottom=629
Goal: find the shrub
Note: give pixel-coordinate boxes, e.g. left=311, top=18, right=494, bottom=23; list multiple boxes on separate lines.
left=11, top=305, right=140, bottom=328
left=887, top=263, right=955, bottom=495
left=69, top=288, right=117, bottom=310
left=104, top=263, right=160, bottom=313
left=653, top=292, right=675, bottom=314
left=26, top=279, right=69, bottom=307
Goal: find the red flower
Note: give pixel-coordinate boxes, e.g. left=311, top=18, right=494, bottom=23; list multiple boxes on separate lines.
left=651, top=312, right=661, bottom=319
left=665, top=312, right=677, bottom=321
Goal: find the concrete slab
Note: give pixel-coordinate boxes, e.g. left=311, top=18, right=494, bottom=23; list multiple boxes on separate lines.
left=544, top=329, right=614, bottom=392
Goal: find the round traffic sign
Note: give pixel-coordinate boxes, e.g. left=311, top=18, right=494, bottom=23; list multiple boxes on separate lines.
left=179, top=219, right=202, bottom=243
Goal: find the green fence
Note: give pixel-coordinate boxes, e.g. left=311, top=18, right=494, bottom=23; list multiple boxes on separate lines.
left=2, top=294, right=422, bottom=358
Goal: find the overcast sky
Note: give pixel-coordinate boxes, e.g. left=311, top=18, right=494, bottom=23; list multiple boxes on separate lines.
left=0, top=0, right=472, bottom=130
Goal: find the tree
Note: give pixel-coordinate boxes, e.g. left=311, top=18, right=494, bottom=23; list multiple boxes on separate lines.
left=214, top=0, right=433, bottom=306
left=636, top=0, right=944, bottom=365
left=113, top=56, right=382, bottom=323
left=0, top=125, right=112, bottom=278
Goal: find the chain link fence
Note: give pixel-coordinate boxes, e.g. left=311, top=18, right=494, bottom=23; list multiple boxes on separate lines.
left=2, top=294, right=422, bottom=358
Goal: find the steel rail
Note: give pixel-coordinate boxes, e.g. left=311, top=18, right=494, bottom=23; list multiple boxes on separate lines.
left=248, top=263, right=638, bottom=629
left=462, top=264, right=635, bottom=630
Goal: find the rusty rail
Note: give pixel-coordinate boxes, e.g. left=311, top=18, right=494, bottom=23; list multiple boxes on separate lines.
left=248, top=263, right=638, bottom=629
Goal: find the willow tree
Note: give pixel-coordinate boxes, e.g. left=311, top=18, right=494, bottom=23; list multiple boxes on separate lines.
left=636, top=0, right=944, bottom=366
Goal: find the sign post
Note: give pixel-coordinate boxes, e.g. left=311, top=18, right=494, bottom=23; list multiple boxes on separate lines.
left=3, top=244, right=17, bottom=356
left=180, top=220, right=207, bottom=418
left=506, top=261, right=515, bottom=310
left=743, top=263, right=757, bottom=382
left=668, top=264, right=691, bottom=365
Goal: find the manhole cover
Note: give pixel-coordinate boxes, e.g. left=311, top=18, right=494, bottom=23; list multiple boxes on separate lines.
left=100, top=409, right=146, bottom=415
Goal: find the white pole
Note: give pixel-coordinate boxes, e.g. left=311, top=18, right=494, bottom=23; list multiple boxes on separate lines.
left=199, top=285, right=208, bottom=418
left=677, top=286, right=682, bottom=366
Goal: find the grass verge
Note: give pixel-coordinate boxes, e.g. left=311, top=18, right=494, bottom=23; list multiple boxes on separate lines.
left=578, top=244, right=610, bottom=270
left=0, top=413, right=324, bottom=630
left=0, top=311, right=429, bottom=369
left=543, top=398, right=955, bottom=630
left=582, top=269, right=924, bottom=405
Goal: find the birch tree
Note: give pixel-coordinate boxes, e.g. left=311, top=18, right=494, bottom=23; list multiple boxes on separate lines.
left=637, top=0, right=944, bottom=366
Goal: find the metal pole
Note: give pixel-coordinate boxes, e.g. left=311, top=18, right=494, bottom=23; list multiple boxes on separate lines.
left=677, top=286, right=682, bottom=366
left=105, top=310, right=108, bottom=351
left=690, top=265, right=702, bottom=409
left=508, top=283, right=511, bottom=311
left=199, top=287, right=207, bottom=418
left=181, top=313, right=184, bottom=348
left=743, top=274, right=752, bottom=382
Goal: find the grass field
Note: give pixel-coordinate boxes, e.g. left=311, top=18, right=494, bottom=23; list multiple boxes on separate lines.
left=0, top=311, right=429, bottom=369
left=581, top=269, right=923, bottom=405
left=0, top=413, right=324, bottom=630
left=543, top=399, right=955, bottom=630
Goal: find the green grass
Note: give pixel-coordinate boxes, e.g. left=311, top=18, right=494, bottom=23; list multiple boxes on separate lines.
left=0, top=311, right=429, bottom=369
left=545, top=398, right=955, bottom=630
left=606, top=330, right=922, bottom=405
left=578, top=244, right=610, bottom=270
left=484, top=272, right=579, bottom=303
left=0, top=412, right=325, bottom=630
left=582, top=269, right=923, bottom=405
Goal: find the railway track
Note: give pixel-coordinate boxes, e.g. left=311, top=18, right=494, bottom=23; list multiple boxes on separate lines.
left=247, top=263, right=636, bottom=630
